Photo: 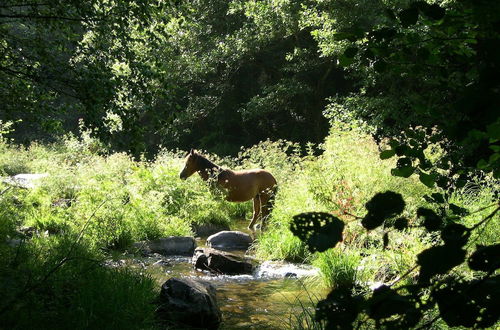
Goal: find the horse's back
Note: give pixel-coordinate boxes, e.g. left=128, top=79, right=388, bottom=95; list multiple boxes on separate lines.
left=237, top=169, right=276, bottom=189
left=221, top=169, right=276, bottom=202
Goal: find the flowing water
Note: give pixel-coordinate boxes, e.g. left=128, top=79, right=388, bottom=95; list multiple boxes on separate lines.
left=108, top=221, right=326, bottom=329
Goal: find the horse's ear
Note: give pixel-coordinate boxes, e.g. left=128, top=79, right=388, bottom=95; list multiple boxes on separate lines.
left=190, top=148, right=195, bottom=155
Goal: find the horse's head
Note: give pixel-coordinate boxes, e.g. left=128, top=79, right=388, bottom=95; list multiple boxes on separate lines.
left=179, top=149, right=198, bottom=180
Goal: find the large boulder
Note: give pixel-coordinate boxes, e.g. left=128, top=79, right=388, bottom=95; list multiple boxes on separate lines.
left=206, top=231, right=253, bottom=251
left=193, top=247, right=253, bottom=275
left=157, top=277, right=221, bottom=330
left=133, top=236, right=196, bottom=256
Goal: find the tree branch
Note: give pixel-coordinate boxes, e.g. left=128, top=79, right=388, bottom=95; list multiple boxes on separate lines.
left=0, top=3, right=50, bottom=9
left=0, top=65, right=80, bottom=99
left=0, top=13, right=89, bottom=22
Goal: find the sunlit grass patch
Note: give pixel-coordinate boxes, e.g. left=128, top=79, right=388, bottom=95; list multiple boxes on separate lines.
left=312, top=248, right=361, bottom=289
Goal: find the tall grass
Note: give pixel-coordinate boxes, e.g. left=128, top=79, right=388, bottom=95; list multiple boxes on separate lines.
left=0, top=136, right=254, bottom=250
left=1, top=123, right=498, bottom=328
left=254, top=125, right=431, bottom=286
left=0, top=233, right=158, bottom=329
left=0, top=134, right=249, bottom=328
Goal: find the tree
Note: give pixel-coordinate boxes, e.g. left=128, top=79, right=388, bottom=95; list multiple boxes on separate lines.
left=291, top=0, right=499, bottom=327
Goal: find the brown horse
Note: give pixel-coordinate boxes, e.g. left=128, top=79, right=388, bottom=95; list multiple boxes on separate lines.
left=179, top=149, right=277, bottom=231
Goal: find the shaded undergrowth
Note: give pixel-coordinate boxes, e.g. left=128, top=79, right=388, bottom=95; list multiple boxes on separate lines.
left=0, top=125, right=497, bottom=329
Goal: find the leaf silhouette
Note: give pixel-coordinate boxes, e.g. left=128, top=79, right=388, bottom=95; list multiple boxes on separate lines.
left=417, top=245, right=466, bottom=284
left=468, top=244, right=500, bottom=272
left=291, top=212, right=344, bottom=252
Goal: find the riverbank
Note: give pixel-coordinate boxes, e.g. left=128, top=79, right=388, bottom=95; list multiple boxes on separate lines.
left=1, top=126, right=498, bottom=328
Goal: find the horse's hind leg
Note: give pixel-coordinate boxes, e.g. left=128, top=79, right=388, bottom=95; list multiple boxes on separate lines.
left=248, top=195, right=261, bottom=231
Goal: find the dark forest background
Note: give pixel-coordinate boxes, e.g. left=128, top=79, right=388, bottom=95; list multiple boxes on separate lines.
left=1, top=1, right=499, bottom=328
left=1, top=0, right=497, bottom=172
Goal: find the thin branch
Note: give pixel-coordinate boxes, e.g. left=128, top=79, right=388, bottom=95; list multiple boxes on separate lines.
left=0, top=65, right=80, bottom=99
left=470, top=205, right=499, bottom=231
left=389, top=264, right=419, bottom=287
left=342, top=211, right=363, bottom=220
left=0, top=13, right=90, bottom=22
left=468, top=202, right=498, bottom=216
left=0, top=3, right=50, bottom=8
left=0, top=186, right=12, bottom=196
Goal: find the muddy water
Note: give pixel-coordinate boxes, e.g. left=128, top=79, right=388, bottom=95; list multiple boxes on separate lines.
left=111, top=221, right=325, bottom=329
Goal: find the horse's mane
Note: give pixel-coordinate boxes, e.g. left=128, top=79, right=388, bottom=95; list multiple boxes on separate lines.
left=194, top=153, right=220, bottom=172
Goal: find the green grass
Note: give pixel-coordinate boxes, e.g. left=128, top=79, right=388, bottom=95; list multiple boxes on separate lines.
left=1, top=123, right=498, bottom=329
left=0, top=235, right=158, bottom=330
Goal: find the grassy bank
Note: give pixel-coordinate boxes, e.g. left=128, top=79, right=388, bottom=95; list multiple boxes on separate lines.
left=255, top=124, right=499, bottom=291
left=1, top=125, right=498, bottom=328
left=0, top=133, right=250, bottom=329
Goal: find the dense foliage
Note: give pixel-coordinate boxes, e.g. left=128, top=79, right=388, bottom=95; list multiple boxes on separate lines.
left=1, top=0, right=498, bottom=328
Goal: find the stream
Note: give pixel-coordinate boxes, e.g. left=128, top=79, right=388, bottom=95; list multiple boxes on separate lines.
left=107, top=220, right=325, bottom=329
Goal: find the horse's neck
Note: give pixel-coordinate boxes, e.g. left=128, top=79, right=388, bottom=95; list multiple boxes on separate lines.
left=197, top=157, right=221, bottom=181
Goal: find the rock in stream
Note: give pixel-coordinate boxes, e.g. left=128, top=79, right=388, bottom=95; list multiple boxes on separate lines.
left=193, top=247, right=253, bottom=275
left=157, top=277, right=222, bottom=330
left=206, top=231, right=253, bottom=251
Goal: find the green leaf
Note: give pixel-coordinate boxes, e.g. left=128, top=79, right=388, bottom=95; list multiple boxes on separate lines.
left=367, top=285, right=415, bottom=320
left=486, top=120, right=500, bottom=143
left=362, top=192, right=405, bottom=230
left=364, top=48, right=375, bottom=60
left=338, top=55, right=354, bottom=67
left=391, top=166, right=415, bottom=178
left=441, top=223, right=470, bottom=247
left=395, top=146, right=410, bottom=156
left=417, top=207, right=442, bottom=231
left=449, top=203, right=469, bottom=216
left=316, top=287, right=363, bottom=328
left=433, top=281, right=480, bottom=327
left=399, top=8, right=419, bottom=27
left=370, top=28, right=397, bottom=41
left=385, top=9, right=397, bottom=21
left=361, top=214, right=384, bottom=231
left=373, top=60, right=387, bottom=73
left=290, top=212, right=344, bottom=253
left=365, top=191, right=406, bottom=219
left=468, top=244, right=500, bottom=272
left=417, top=245, right=466, bottom=284
left=421, top=4, right=446, bottom=21
left=398, top=156, right=412, bottom=166
left=489, top=145, right=500, bottom=152
left=344, top=46, right=358, bottom=58
left=430, top=193, right=445, bottom=203
left=419, top=172, right=437, bottom=188
left=469, top=276, right=500, bottom=328
left=477, top=159, right=488, bottom=169
left=380, top=149, right=396, bottom=160
left=393, top=217, right=409, bottom=230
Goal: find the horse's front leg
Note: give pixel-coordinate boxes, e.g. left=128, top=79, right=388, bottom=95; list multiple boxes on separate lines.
left=248, top=195, right=261, bottom=231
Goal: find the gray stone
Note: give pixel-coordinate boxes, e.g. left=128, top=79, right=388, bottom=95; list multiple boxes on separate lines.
left=207, top=230, right=253, bottom=251
left=193, top=247, right=253, bottom=275
left=133, top=236, right=196, bottom=256
left=2, top=173, right=49, bottom=189
left=158, top=277, right=221, bottom=330
left=192, top=223, right=230, bottom=237
left=6, top=238, right=22, bottom=247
